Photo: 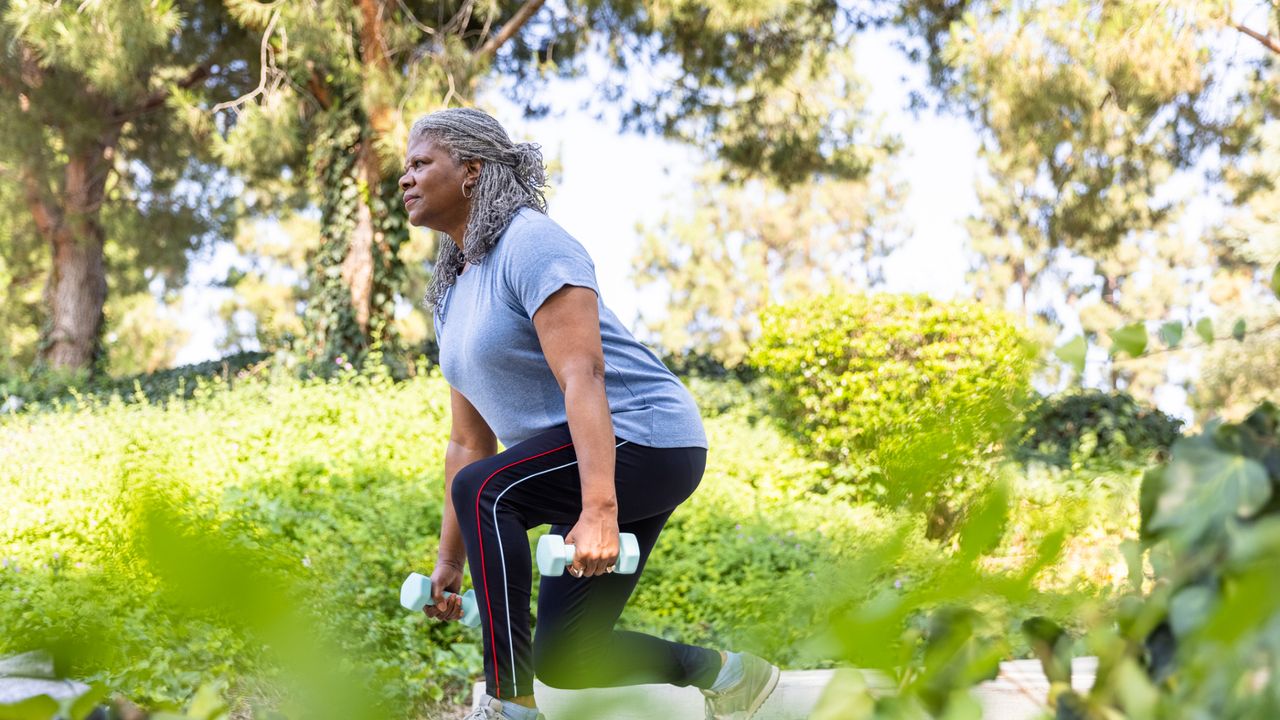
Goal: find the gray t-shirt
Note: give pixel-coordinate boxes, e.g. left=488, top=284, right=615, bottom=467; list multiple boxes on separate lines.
left=434, top=207, right=707, bottom=450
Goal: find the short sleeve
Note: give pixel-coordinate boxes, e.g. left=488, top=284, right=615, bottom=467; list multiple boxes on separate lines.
left=502, top=218, right=600, bottom=319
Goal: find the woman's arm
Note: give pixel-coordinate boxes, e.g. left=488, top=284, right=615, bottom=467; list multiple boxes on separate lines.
left=440, top=387, right=498, bottom=569
left=533, top=285, right=617, bottom=513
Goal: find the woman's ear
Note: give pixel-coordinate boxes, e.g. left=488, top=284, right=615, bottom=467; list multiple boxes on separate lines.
left=465, top=159, right=483, bottom=184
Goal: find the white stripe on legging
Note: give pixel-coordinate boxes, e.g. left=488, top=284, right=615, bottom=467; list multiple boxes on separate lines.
left=490, top=439, right=630, bottom=693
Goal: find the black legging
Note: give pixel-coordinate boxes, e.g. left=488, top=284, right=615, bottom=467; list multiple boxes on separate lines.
left=450, top=422, right=720, bottom=699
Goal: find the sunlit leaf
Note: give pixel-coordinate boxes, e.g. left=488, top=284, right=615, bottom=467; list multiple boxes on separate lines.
left=957, top=482, right=1009, bottom=561
left=1114, top=658, right=1158, bottom=717
left=185, top=681, right=230, bottom=720
left=810, top=669, right=876, bottom=720
left=1232, top=318, right=1246, bottom=342
left=1054, top=335, right=1087, bottom=375
left=0, top=695, right=60, bottom=720
left=1158, top=321, right=1183, bottom=348
left=1108, top=322, right=1148, bottom=358
left=68, top=684, right=110, bottom=720
left=1195, top=317, right=1214, bottom=344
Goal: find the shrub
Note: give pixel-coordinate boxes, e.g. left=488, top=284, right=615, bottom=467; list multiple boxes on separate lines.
left=1012, top=389, right=1184, bottom=470
left=0, top=361, right=950, bottom=717
left=747, top=292, right=1040, bottom=510
left=1024, top=400, right=1280, bottom=718
left=0, top=350, right=272, bottom=415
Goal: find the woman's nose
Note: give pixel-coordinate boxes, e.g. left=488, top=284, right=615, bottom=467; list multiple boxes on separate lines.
left=399, top=173, right=412, bottom=190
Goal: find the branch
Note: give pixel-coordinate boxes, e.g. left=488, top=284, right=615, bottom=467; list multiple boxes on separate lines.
left=1104, top=316, right=1280, bottom=365
left=1236, top=23, right=1280, bottom=55
left=475, top=0, right=547, bottom=59
left=212, top=8, right=284, bottom=115
left=307, top=63, right=333, bottom=111
left=20, top=165, right=59, bottom=241
left=114, top=61, right=214, bottom=124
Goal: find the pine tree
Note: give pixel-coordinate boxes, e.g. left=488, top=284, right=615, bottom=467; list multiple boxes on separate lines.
left=216, top=0, right=868, bottom=371
left=900, top=0, right=1273, bottom=403
left=0, top=1, right=255, bottom=375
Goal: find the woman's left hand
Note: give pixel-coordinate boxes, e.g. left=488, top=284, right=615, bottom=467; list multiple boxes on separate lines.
left=564, top=507, right=621, bottom=578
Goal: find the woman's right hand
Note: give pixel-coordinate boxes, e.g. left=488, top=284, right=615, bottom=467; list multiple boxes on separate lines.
left=424, top=563, right=466, bottom=623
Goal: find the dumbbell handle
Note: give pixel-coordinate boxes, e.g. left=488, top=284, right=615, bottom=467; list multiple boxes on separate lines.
left=400, top=573, right=480, bottom=628
left=537, top=532, right=640, bottom=576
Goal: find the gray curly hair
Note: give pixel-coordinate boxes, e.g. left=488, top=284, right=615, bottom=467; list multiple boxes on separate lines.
left=409, top=108, right=548, bottom=312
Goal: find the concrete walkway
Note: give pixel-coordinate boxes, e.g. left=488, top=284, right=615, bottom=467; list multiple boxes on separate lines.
left=473, top=658, right=1096, bottom=719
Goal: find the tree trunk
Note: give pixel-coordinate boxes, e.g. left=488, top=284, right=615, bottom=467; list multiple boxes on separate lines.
left=29, top=132, right=118, bottom=372
left=1100, top=274, right=1118, bottom=391
left=340, top=143, right=380, bottom=334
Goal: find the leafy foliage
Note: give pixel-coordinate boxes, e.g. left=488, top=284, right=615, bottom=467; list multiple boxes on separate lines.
left=634, top=154, right=907, bottom=367
left=1012, top=390, right=1184, bottom=470
left=1194, top=306, right=1280, bottom=423
left=0, top=362, right=933, bottom=717
left=894, top=0, right=1275, bottom=402
left=1020, top=401, right=1280, bottom=718
left=748, top=292, right=1039, bottom=509
left=0, top=357, right=1139, bottom=719
left=0, top=351, right=271, bottom=415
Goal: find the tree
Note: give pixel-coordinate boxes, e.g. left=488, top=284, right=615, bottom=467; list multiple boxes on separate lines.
left=104, top=292, right=191, bottom=376
left=631, top=47, right=906, bottom=366
left=1195, top=93, right=1280, bottom=420
left=215, top=0, right=873, bottom=371
left=0, top=175, right=43, bottom=375
left=895, top=0, right=1274, bottom=401
left=0, top=1, right=255, bottom=375
left=1074, top=229, right=1205, bottom=398
left=215, top=214, right=318, bottom=356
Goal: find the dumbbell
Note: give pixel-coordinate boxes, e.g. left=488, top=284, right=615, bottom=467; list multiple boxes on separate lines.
left=536, top=532, right=641, bottom=576
left=400, top=572, right=480, bottom=628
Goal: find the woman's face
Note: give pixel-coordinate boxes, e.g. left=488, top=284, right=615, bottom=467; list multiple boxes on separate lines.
left=399, top=135, right=474, bottom=235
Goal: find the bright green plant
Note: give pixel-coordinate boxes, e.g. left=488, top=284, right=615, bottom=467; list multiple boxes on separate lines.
left=748, top=292, right=1040, bottom=513
left=2, top=359, right=993, bottom=718
left=1023, top=400, right=1280, bottom=718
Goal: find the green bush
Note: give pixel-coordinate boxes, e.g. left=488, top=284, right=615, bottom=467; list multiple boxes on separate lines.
left=1012, top=389, right=1184, bottom=470
left=0, top=350, right=272, bottom=415
left=1022, top=400, right=1280, bottom=718
left=0, top=359, right=462, bottom=715
left=747, top=292, right=1040, bottom=509
left=0, top=358, right=964, bottom=717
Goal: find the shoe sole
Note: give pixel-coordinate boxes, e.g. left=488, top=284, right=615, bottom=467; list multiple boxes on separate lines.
left=743, top=663, right=780, bottom=719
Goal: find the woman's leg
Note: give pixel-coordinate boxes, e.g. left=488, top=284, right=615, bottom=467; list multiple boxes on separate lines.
left=532, top=508, right=723, bottom=690
left=449, top=424, right=719, bottom=700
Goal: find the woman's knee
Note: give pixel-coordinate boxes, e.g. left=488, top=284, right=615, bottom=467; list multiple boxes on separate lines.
left=533, top=631, right=592, bottom=689
left=450, top=461, right=489, bottom=513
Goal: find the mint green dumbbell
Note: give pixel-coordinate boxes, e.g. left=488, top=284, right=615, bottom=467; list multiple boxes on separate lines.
left=400, top=573, right=480, bottom=628
left=536, top=532, right=641, bottom=576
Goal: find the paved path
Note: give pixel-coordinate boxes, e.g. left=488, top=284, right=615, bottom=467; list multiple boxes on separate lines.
left=472, top=658, right=1097, bottom=719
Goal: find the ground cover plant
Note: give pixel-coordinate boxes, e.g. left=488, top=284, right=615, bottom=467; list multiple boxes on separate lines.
left=0, top=349, right=1137, bottom=719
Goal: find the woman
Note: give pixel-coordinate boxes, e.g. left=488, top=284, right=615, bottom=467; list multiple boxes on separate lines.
left=399, top=107, right=780, bottom=720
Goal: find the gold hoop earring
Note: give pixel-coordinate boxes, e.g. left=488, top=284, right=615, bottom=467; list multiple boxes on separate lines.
left=461, top=182, right=474, bottom=199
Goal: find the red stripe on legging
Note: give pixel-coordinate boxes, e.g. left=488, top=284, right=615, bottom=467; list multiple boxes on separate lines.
left=475, top=441, right=574, bottom=698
